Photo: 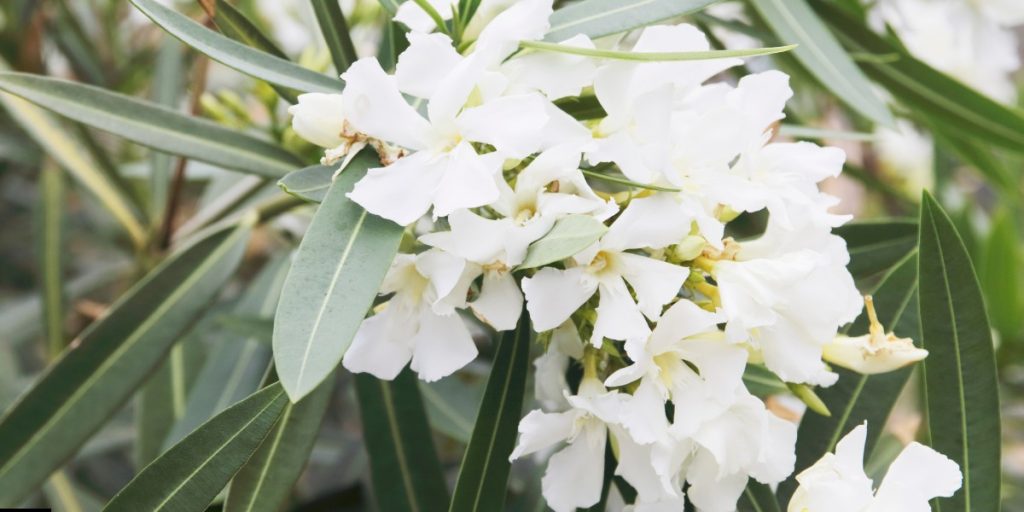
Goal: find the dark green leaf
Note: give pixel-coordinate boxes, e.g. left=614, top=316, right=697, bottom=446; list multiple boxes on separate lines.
left=834, top=219, right=917, bottom=279
left=546, top=0, right=718, bottom=42
left=420, top=375, right=484, bottom=443
left=312, top=0, right=359, bottom=74
left=105, top=384, right=289, bottom=512
left=37, top=161, right=66, bottom=358
left=981, top=209, right=1021, bottom=341
left=449, top=310, right=532, bottom=511
left=355, top=369, right=449, bottom=512
left=0, top=72, right=303, bottom=177
left=738, top=481, right=781, bottom=512
left=279, top=164, right=333, bottom=203
left=148, top=37, right=185, bottom=224
left=918, top=192, right=1001, bottom=511
left=212, top=0, right=288, bottom=59
left=747, top=0, right=894, bottom=126
left=130, top=0, right=340, bottom=95
left=225, top=374, right=335, bottom=512
left=779, top=252, right=919, bottom=503
left=135, top=333, right=206, bottom=468
left=815, top=1, right=1024, bottom=153
left=0, top=219, right=253, bottom=506
left=273, top=150, right=404, bottom=401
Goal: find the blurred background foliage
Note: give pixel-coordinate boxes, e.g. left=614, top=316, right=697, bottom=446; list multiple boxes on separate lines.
left=0, top=0, right=1021, bottom=510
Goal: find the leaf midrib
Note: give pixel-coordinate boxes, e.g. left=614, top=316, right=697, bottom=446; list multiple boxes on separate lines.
left=239, top=402, right=294, bottom=512
left=549, top=0, right=660, bottom=34
left=382, top=380, right=421, bottom=512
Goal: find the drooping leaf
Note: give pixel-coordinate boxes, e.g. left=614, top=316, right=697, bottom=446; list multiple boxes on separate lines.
left=779, top=252, right=919, bottom=503
left=449, top=311, right=532, bottom=511
left=130, top=0, right=340, bottom=95
left=278, top=164, right=333, bottom=203
left=162, top=254, right=289, bottom=448
left=0, top=72, right=303, bottom=177
left=918, top=192, right=1001, bottom=511
left=355, top=369, right=449, bottom=512
left=834, top=219, right=917, bottom=279
left=225, top=373, right=335, bottom=512
left=981, top=209, right=1021, bottom=342
left=104, top=384, right=289, bottom=512
left=0, top=219, right=253, bottom=506
left=748, top=0, right=894, bottom=127
left=546, top=0, right=718, bottom=42
left=273, top=150, right=404, bottom=401
left=519, top=215, right=608, bottom=270
left=312, top=0, right=359, bottom=73
left=814, top=1, right=1024, bottom=153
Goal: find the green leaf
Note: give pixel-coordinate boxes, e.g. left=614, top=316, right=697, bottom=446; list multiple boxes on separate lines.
left=104, top=384, right=289, bottom=512
left=279, top=164, right=333, bottom=203
left=520, top=40, right=795, bottom=61
left=929, top=123, right=1015, bottom=192
left=981, top=209, right=1021, bottom=341
left=0, top=219, right=253, bottom=506
left=148, top=37, right=185, bottom=224
left=0, top=72, right=303, bottom=177
left=457, top=0, right=483, bottom=33
left=814, top=1, right=1024, bottom=153
left=130, top=0, right=340, bottom=95
left=355, top=369, right=449, bottom=512
left=449, top=310, right=532, bottom=511
left=0, top=85, right=147, bottom=248
left=918, top=191, right=1001, bottom=511
left=420, top=375, right=484, bottom=443
left=162, top=254, right=290, bottom=448
left=273, top=151, right=404, bottom=401
left=37, top=161, right=66, bottom=358
left=738, top=481, right=781, bottom=512
left=225, top=373, right=335, bottom=512
left=312, top=0, right=359, bottom=73
left=546, top=0, right=718, bottom=42
left=518, top=215, right=608, bottom=270
left=211, top=0, right=288, bottom=59
left=779, top=252, right=919, bottom=503
left=581, top=168, right=680, bottom=192
left=834, top=219, right=917, bottom=279
left=742, top=364, right=788, bottom=398
left=748, top=0, right=894, bottom=127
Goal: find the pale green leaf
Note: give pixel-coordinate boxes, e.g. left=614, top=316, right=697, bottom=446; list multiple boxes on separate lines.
left=546, top=0, right=718, bottom=42
left=520, top=40, right=795, bottom=61
left=519, top=215, right=608, bottom=270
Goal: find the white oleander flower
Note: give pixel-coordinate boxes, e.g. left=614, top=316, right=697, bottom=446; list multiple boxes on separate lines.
left=342, top=250, right=478, bottom=381
left=715, top=218, right=862, bottom=386
left=789, top=423, right=962, bottom=512
left=533, top=321, right=584, bottom=411
left=522, top=194, right=691, bottom=345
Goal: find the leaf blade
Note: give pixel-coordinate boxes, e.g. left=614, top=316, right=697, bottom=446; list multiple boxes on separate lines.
left=273, top=151, right=404, bottom=401
left=546, top=0, right=718, bottom=42
left=519, top=215, right=608, bottom=270
left=0, top=72, right=302, bottom=177
left=919, top=192, right=1001, bottom=511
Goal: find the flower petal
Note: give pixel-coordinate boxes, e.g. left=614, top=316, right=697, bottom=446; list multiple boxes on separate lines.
left=342, top=310, right=414, bottom=380
left=432, top=142, right=503, bottom=218
left=541, top=425, right=607, bottom=512
left=509, top=409, right=575, bottom=460
left=522, top=267, right=598, bottom=332
left=592, top=277, right=651, bottom=344
left=341, top=58, right=434, bottom=150
left=409, top=310, right=477, bottom=381
left=395, top=31, right=463, bottom=99
left=617, top=253, right=688, bottom=320
left=347, top=151, right=446, bottom=226
left=458, top=94, right=550, bottom=158
left=471, top=270, right=523, bottom=331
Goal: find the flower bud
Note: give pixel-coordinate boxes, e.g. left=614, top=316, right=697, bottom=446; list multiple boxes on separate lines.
left=822, top=296, right=928, bottom=374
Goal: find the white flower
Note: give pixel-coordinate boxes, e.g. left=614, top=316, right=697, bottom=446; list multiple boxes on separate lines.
left=533, top=321, right=584, bottom=411
left=509, top=377, right=623, bottom=512
left=342, top=250, right=478, bottom=382
left=522, top=194, right=690, bottom=345
left=788, top=423, right=962, bottom=512
left=823, top=295, right=928, bottom=374
left=874, top=120, right=934, bottom=197
left=394, top=0, right=454, bottom=33
left=715, top=218, right=862, bottom=386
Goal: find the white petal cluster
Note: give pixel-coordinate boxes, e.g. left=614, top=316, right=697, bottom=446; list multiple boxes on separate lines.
left=789, top=423, right=962, bottom=512
left=288, top=2, right=944, bottom=509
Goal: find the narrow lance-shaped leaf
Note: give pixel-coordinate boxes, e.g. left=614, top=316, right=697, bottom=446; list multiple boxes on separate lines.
left=225, top=373, right=336, bottom=512
left=355, top=369, right=449, bottom=512
left=104, top=384, right=289, bottom=512
left=779, top=251, right=919, bottom=503
left=206, top=0, right=299, bottom=103
left=148, top=37, right=185, bottom=224
left=37, top=161, right=66, bottom=358
left=981, top=209, right=1021, bottom=342
left=747, top=0, right=894, bottom=127
left=546, top=0, right=719, bottom=42
left=520, top=40, right=795, bottom=61
left=814, top=1, right=1024, bottom=153
left=738, top=481, right=782, bottom=512
left=0, top=72, right=303, bottom=177
left=918, top=192, right=1001, bottom=511
left=278, top=164, right=333, bottom=203
left=130, top=0, right=340, bottom=95
left=449, top=310, right=532, bottom=511
left=273, top=150, right=405, bottom=401
left=519, top=214, right=608, bottom=270
left=162, top=254, right=290, bottom=449
left=0, top=218, right=254, bottom=506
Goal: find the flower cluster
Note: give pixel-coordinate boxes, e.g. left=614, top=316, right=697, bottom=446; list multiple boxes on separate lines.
left=289, top=1, right=956, bottom=510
